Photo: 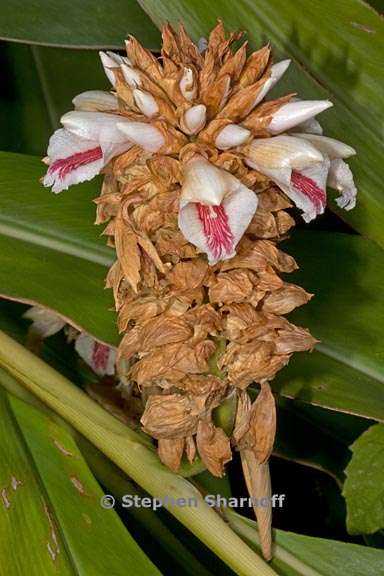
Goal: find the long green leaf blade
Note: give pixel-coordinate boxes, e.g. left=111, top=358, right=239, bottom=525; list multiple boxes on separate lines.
left=274, top=231, right=384, bottom=420
left=0, top=387, right=74, bottom=575
left=228, top=511, right=384, bottom=576
left=0, top=152, right=111, bottom=265
left=0, top=0, right=160, bottom=49
left=0, top=235, right=118, bottom=345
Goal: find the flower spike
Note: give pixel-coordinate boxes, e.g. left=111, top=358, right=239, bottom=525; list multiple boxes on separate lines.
left=43, top=27, right=357, bottom=561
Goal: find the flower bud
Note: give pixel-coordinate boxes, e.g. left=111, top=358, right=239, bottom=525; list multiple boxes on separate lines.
left=268, top=100, right=333, bottom=134
left=182, top=105, right=207, bottom=134
left=215, top=124, right=251, bottom=149
left=133, top=89, right=159, bottom=117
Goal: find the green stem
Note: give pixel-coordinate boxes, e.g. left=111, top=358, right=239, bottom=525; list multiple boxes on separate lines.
left=0, top=330, right=278, bottom=576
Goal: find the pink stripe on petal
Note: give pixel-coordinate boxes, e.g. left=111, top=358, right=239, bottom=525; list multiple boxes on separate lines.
left=48, top=146, right=103, bottom=181
left=91, top=341, right=111, bottom=372
left=291, top=170, right=326, bottom=211
left=197, top=203, right=234, bottom=260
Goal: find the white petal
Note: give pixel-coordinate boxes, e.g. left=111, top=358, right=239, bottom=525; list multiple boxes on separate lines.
left=105, top=50, right=131, bottom=67
left=253, top=59, right=291, bottom=108
left=75, top=333, right=116, bottom=376
left=181, top=157, right=240, bottom=205
left=133, top=89, right=159, bottom=117
left=61, top=111, right=131, bottom=144
left=289, top=117, right=323, bottom=135
left=222, top=185, right=258, bottom=254
left=179, top=67, right=196, bottom=101
left=275, top=160, right=329, bottom=223
left=178, top=183, right=258, bottom=265
left=116, top=121, right=164, bottom=152
left=121, top=63, right=142, bottom=87
left=290, top=133, right=356, bottom=159
left=23, top=306, right=66, bottom=338
left=245, top=135, right=324, bottom=172
left=268, top=100, right=333, bottom=134
left=99, top=51, right=118, bottom=85
left=72, top=90, right=118, bottom=112
left=183, top=104, right=206, bottom=134
left=328, top=159, right=357, bottom=211
left=42, top=129, right=104, bottom=193
left=99, top=51, right=131, bottom=86
left=215, top=124, right=251, bottom=150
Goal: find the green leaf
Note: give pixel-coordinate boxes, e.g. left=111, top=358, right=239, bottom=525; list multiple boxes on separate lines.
left=0, top=387, right=73, bottom=574
left=138, top=0, right=384, bottom=248
left=274, top=231, right=384, bottom=421
left=273, top=399, right=350, bottom=484
left=0, top=152, right=109, bottom=265
left=0, top=151, right=118, bottom=344
left=228, top=511, right=384, bottom=576
left=0, top=0, right=160, bottom=49
left=0, top=234, right=118, bottom=345
left=0, top=43, right=52, bottom=155
left=9, top=394, right=161, bottom=575
left=0, top=43, right=113, bottom=156
left=343, top=423, right=384, bottom=535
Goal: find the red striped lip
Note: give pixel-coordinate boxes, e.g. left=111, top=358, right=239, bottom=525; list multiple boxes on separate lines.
left=291, top=170, right=326, bottom=212
left=197, top=203, right=234, bottom=259
left=49, top=146, right=103, bottom=180
left=91, top=341, right=110, bottom=372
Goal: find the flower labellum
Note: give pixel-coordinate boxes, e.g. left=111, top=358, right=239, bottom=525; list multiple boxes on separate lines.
left=43, top=112, right=135, bottom=193
left=75, top=333, right=116, bottom=376
left=178, top=156, right=258, bottom=264
left=244, top=133, right=355, bottom=221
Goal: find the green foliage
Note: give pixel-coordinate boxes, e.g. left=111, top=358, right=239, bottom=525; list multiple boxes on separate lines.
left=275, top=231, right=384, bottom=421
left=0, top=0, right=160, bottom=48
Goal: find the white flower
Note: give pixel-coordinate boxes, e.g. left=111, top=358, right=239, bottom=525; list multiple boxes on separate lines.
left=178, top=156, right=258, bottom=264
left=43, top=110, right=164, bottom=193
left=43, top=112, right=132, bottom=193
left=244, top=134, right=357, bottom=221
